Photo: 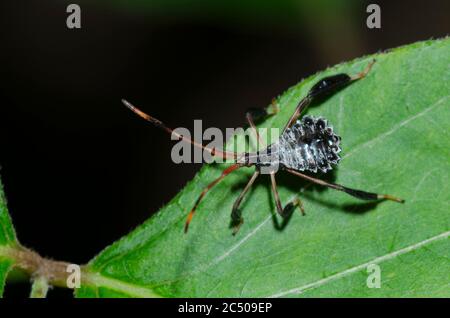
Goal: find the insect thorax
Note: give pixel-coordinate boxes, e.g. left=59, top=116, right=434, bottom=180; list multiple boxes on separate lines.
left=274, top=115, right=342, bottom=173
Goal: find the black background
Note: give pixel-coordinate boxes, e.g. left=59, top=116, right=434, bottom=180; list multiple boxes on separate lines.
left=0, top=0, right=448, bottom=297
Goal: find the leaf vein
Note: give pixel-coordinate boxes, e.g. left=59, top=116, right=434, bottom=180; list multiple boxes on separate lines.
left=342, top=95, right=449, bottom=160
left=267, top=230, right=450, bottom=298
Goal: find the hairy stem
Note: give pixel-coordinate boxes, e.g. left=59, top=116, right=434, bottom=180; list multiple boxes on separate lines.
left=0, top=244, right=78, bottom=289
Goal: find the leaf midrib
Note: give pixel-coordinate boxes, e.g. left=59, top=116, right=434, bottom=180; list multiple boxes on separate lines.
left=84, top=271, right=162, bottom=298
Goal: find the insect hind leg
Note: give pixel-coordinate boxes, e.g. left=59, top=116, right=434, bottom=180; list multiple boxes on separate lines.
left=284, top=59, right=376, bottom=130
left=286, top=168, right=405, bottom=203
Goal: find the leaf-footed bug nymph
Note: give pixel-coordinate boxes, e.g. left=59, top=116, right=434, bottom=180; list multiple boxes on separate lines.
left=123, top=60, right=404, bottom=235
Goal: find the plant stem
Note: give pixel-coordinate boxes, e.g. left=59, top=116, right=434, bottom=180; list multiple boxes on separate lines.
left=1, top=244, right=77, bottom=289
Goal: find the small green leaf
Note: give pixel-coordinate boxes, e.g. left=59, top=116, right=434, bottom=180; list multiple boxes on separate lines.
left=74, top=38, right=448, bottom=297
left=0, top=178, right=18, bottom=297
left=30, top=276, right=50, bottom=298
left=0, top=258, right=14, bottom=297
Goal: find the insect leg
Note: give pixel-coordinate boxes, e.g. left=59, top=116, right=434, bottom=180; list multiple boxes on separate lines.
left=246, top=111, right=265, bottom=149
left=184, top=163, right=242, bottom=233
left=245, top=98, right=280, bottom=149
left=285, top=168, right=404, bottom=203
left=246, top=98, right=280, bottom=122
left=123, top=99, right=237, bottom=161
left=284, top=60, right=376, bottom=131
left=230, top=171, right=260, bottom=235
left=270, top=173, right=305, bottom=218
left=350, top=59, right=376, bottom=81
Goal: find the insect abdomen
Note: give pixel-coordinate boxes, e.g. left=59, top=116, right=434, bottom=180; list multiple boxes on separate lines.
left=278, top=116, right=341, bottom=173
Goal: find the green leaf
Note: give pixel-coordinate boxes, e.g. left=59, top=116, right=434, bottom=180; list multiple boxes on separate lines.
left=77, top=38, right=450, bottom=297
left=0, top=178, right=18, bottom=297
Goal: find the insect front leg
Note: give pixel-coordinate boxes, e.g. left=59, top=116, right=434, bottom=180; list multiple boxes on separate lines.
left=245, top=98, right=281, bottom=149
left=284, top=60, right=376, bottom=131
left=270, top=173, right=305, bottom=218
left=230, top=171, right=260, bottom=235
left=184, top=164, right=242, bottom=233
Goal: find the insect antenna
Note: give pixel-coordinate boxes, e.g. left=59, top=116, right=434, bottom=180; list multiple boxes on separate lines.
left=123, top=99, right=246, bottom=232
left=122, top=99, right=237, bottom=160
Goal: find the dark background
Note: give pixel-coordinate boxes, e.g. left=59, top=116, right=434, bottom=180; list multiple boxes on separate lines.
left=0, top=0, right=448, bottom=296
